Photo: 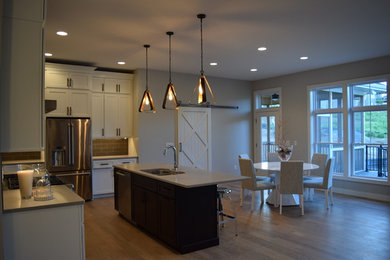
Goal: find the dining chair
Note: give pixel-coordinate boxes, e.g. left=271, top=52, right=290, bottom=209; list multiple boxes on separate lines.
left=304, top=153, right=328, bottom=200
left=239, top=158, right=275, bottom=211
left=239, top=154, right=272, bottom=182
left=303, top=158, right=334, bottom=209
left=279, top=161, right=304, bottom=215
left=267, top=152, right=279, bottom=179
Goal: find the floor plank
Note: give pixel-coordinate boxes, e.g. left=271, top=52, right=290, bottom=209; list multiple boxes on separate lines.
left=84, top=183, right=390, bottom=260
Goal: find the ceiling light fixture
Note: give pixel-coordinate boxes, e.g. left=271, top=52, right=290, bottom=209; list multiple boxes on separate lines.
left=162, top=31, right=179, bottom=110
left=250, top=68, right=258, bottom=72
left=138, top=44, right=156, bottom=113
left=300, top=56, right=309, bottom=60
left=117, top=61, right=125, bottom=65
left=193, top=13, right=216, bottom=104
left=210, top=62, right=218, bottom=66
left=45, top=53, right=53, bottom=57
left=258, top=47, right=267, bottom=51
left=56, top=31, right=68, bottom=36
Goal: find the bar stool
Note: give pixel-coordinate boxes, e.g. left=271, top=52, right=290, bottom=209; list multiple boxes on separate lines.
left=217, top=186, right=238, bottom=236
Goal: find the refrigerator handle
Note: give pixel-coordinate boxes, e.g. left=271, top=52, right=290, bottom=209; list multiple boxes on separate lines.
left=68, top=123, right=72, bottom=165
left=71, top=123, right=75, bottom=165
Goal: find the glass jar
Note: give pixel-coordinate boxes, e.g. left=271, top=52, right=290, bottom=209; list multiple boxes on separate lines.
left=34, top=170, right=53, bottom=201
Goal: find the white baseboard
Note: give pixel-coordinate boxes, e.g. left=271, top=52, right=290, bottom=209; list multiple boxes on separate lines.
left=331, top=187, right=390, bottom=202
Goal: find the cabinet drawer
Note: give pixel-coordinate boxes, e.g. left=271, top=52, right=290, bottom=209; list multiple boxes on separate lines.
left=158, top=182, right=175, bottom=199
left=114, top=158, right=137, bottom=165
left=133, top=174, right=157, bottom=192
left=93, top=160, right=113, bottom=169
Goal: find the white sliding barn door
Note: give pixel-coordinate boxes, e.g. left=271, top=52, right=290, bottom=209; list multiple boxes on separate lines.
left=175, top=107, right=211, bottom=171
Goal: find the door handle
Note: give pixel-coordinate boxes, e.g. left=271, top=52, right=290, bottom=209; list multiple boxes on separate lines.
left=102, top=83, right=104, bottom=92
left=71, top=123, right=75, bottom=165
left=179, top=142, right=183, bottom=152
left=119, top=128, right=121, bottom=136
left=70, top=106, right=72, bottom=116
left=70, top=78, right=73, bottom=87
left=68, top=123, right=72, bottom=165
left=67, top=78, right=70, bottom=87
left=102, top=128, right=104, bottom=136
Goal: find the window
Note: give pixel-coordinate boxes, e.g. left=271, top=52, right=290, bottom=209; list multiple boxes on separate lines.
left=311, top=87, right=344, bottom=175
left=310, top=77, right=388, bottom=182
left=255, top=91, right=280, bottom=110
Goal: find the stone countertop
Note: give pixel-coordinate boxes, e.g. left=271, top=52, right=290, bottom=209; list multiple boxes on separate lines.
left=93, top=155, right=138, bottom=160
left=2, top=159, right=45, bottom=165
left=114, top=163, right=248, bottom=188
left=3, top=185, right=84, bottom=213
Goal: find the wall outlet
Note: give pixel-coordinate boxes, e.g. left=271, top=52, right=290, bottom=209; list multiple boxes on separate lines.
left=165, top=142, right=174, bottom=148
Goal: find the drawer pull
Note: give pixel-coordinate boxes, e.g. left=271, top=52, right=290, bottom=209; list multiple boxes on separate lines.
left=100, top=163, right=109, bottom=166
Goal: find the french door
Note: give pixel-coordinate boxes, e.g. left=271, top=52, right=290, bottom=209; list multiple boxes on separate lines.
left=255, top=111, right=280, bottom=162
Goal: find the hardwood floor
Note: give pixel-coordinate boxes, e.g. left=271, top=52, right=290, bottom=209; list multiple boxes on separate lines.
left=84, top=183, right=390, bottom=260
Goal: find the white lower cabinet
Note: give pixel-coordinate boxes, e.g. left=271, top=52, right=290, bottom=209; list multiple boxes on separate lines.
left=93, top=158, right=137, bottom=197
left=3, top=204, right=85, bottom=260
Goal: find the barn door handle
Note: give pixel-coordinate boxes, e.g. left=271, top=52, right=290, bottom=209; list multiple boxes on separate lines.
left=179, top=142, right=182, bottom=152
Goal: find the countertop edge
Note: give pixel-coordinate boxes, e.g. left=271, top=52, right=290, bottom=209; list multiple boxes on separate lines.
left=3, top=200, right=85, bottom=214
left=93, top=155, right=138, bottom=160
left=114, top=163, right=248, bottom=188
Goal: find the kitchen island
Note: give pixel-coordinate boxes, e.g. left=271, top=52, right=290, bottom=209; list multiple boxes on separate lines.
left=2, top=185, right=85, bottom=260
left=113, top=163, right=247, bottom=254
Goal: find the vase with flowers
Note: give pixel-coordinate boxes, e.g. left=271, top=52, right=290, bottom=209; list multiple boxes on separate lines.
left=275, top=119, right=294, bottom=161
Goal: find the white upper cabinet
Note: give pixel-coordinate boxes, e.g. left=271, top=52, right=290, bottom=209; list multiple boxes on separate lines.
left=45, top=89, right=91, bottom=117
left=45, top=69, right=91, bottom=90
left=0, top=0, right=45, bottom=152
left=92, top=72, right=133, bottom=94
left=92, top=93, right=105, bottom=137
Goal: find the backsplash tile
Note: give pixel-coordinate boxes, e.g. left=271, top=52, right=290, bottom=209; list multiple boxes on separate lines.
left=93, top=138, right=128, bottom=156
left=1, top=152, right=41, bottom=161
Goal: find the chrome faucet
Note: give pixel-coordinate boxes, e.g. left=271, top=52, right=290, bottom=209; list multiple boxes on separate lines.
left=163, top=144, right=178, bottom=171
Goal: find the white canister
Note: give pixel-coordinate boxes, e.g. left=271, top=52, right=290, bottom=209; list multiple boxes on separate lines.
left=17, top=170, right=34, bottom=199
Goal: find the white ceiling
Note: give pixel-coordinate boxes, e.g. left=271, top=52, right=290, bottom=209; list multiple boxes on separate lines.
left=45, top=0, right=390, bottom=81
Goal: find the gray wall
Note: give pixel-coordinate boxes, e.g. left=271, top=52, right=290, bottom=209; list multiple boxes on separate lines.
left=135, top=69, right=252, bottom=174
left=252, top=55, right=390, bottom=201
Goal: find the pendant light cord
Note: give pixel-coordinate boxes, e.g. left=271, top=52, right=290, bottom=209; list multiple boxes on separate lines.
left=169, top=34, right=172, bottom=83
left=200, top=16, right=204, bottom=75
left=145, top=46, right=149, bottom=90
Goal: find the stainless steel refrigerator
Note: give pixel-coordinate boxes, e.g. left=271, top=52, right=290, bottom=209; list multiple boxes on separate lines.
left=46, top=117, right=92, bottom=200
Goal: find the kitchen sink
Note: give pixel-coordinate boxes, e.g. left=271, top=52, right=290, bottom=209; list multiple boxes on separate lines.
left=141, top=168, right=185, bottom=176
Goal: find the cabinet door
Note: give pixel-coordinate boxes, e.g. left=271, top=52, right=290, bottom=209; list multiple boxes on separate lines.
left=0, top=17, right=43, bottom=151
left=104, top=94, right=119, bottom=137
left=158, top=196, right=176, bottom=247
left=45, top=70, right=69, bottom=89
left=93, top=168, right=114, bottom=195
left=69, top=90, right=91, bottom=117
left=103, top=79, right=118, bottom=93
left=91, top=93, right=104, bottom=137
left=117, top=95, right=132, bottom=137
left=92, top=77, right=105, bottom=92
left=133, top=185, right=146, bottom=228
left=117, top=171, right=131, bottom=221
left=69, top=72, right=90, bottom=90
left=117, top=79, right=132, bottom=94
left=145, top=189, right=158, bottom=234
left=45, top=88, right=69, bottom=117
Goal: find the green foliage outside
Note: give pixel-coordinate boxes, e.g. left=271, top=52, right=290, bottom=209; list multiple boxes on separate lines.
left=365, top=111, right=387, bottom=140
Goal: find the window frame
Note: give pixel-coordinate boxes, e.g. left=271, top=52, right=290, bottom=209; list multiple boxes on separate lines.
left=307, top=74, right=390, bottom=185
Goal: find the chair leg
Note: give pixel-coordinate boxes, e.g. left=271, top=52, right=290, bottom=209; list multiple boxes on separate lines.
left=325, top=190, right=329, bottom=209
left=279, top=194, right=282, bottom=214
left=260, top=190, right=264, bottom=203
left=240, top=188, right=244, bottom=207
left=300, top=194, right=304, bottom=215
left=251, top=191, right=255, bottom=211
left=329, top=187, right=334, bottom=205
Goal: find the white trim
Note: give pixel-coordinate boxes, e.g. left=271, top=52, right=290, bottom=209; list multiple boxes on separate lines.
left=332, top=187, right=390, bottom=202
left=333, top=175, right=390, bottom=185
left=307, top=74, right=389, bottom=184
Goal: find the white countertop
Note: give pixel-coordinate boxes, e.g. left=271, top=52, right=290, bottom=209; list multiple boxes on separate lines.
left=93, top=155, right=138, bottom=160
left=114, top=163, right=248, bottom=188
left=3, top=185, right=84, bottom=213
left=2, top=159, right=44, bottom=165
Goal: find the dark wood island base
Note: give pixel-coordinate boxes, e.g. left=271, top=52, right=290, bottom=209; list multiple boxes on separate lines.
left=114, top=167, right=219, bottom=254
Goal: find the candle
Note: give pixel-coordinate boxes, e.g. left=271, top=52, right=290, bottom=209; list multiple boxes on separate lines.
left=17, top=170, right=33, bottom=199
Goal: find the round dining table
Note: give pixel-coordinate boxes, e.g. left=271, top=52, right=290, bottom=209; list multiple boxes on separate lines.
left=253, top=161, right=319, bottom=206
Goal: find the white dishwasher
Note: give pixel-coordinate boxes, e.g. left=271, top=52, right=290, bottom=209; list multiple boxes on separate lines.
left=92, top=158, right=137, bottom=198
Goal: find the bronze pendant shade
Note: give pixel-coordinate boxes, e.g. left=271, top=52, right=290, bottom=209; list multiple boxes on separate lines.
left=162, top=31, right=179, bottom=109
left=138, top=44, right=156, bottom=113
left=194, top=14, right=216, bottom=104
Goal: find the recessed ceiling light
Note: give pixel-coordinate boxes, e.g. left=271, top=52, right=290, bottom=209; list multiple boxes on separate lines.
left=258, top=47, right=267, bottom=51
left=56, top=31, right=68, bottom=36
left=300, top=56, right=309, bottom=60
left=117, top=61, right=125, bottom=65
left=250, top=68, right=258, bottom=72
left=209, top=62, right=218, bottom=66
left=44, top=53, right=53, bottom=57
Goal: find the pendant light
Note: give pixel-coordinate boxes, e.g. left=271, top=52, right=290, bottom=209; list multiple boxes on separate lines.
left=194, top=13, right=216, bottom=104
left=138, top=44, right=156, bottom=113
left=162, top=31, right=179, bottom=109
